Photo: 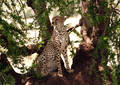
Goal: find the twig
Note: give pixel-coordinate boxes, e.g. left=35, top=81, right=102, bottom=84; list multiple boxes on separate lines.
left=114, top=1, right=120, bottom=9
left=0, top=0, right=4, bottom=7
left=19, top=0, right=27, bottom=24
left=67, top=24, right=80, bottom=33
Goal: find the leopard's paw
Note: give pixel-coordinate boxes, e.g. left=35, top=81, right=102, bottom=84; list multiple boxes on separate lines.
left=57, top=73, right=63, bottom=77
left=67, top=69, right=74, bottom=73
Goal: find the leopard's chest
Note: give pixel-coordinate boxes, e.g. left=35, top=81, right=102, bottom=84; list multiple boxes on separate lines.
left=51, top=31, right=69, bottom=45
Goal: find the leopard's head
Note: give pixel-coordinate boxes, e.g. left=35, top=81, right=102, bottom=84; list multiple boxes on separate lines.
left=52, top=16, right=65, bottom=25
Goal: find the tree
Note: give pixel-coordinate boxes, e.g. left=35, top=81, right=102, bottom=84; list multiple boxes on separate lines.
left=0, top=0, right=120, bottom=85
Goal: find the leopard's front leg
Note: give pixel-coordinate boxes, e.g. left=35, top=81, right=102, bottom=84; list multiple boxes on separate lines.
left=40, top=55, right=48, bottom=76
left=56, top=51, right=63, bottom=77
left=62, top=49, right=74, bottom=73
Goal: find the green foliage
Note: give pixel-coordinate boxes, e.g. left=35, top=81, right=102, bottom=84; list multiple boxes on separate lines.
left=0, top=0, right=28, bottom=80
left=111, top=65, right=120, bottom=85
left=0, top=74, right=15, bottom=85
left=87, top=0, right=110, bottom=25
left=0, top=0, right=120, bottom=84
left=0, top=17, right=27, bottom=61
left=88, top=0, right=120, bottom=84
left=0, top=61, right=15, bottom=85
left=0, top=0, right=27, bottom=55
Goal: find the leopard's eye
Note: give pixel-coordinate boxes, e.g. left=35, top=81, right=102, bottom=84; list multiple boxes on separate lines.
left=52, top=21, right=55, bottom=25
left=55, top=18, right=58, bottom=21
left=52, top=18, right=57, bottom=24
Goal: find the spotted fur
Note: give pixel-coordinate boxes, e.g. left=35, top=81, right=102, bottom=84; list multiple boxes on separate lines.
left=35, top=16, right=72, bottom=77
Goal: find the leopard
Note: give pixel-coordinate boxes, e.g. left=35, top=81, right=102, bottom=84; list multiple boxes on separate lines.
left=34, top=16, right=73, bottom=77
